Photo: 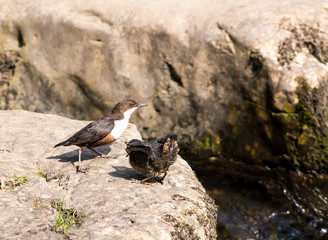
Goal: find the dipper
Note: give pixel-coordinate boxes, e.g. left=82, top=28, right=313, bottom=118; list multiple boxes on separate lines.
left=126, top=134, right=179, bottom=184
left=54, top=99, right=147, bottom=172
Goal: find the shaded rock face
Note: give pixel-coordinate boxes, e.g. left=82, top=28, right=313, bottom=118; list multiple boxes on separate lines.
left=1, top=0, right=328, bottom=172
left=0, top=110, right=217, bottom=239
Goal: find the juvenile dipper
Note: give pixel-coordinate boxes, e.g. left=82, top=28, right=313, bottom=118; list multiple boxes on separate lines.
left=125, top=134, right=179, bottom=184
left=54, top=99, right=147, bottom=172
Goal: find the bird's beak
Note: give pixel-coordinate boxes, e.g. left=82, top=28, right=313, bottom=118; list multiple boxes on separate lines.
left=138, top=103, right=148, bottom=108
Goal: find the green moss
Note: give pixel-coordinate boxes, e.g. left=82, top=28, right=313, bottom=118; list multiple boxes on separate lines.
left=192, top=170, right=199, bottom=181
left=52, top=197, right=85, bottom=234
left=282, top=103, right=296, bottom=113
left=2, top=173, right=29, bottom=189
left=283, top=79, right=328, bottom=173
left=196, top=131, right=221, bottom=156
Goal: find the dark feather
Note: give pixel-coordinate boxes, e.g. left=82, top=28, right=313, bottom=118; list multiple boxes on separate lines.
left=59, top=117, right=114, bottom=147
left=125, top=139, right=152, bottom=156
left=126, top=134, right=179, bottom=175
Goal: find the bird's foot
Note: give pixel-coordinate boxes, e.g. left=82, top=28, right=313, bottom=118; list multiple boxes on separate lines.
left=155, top=176, right=164, bottom=185
left=140, top=179, right=151, bottom=185
left=76, top=165, right=88, bottom=173
left=130, top=178, right=151, bottom=185
left=141, top=175, right=161, bottom=185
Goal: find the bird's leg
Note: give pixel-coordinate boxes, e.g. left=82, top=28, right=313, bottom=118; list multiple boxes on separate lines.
left=155, top=171, right=168, bottom=185
left=88, top=147, right=114, bottom=159
left=141, top=172, right=159, bottom=184
left=88, top=147, right=105, bottom=156
left=76, top=148, right=88, bottom=173
left=140, top=176, right=153, bottom=184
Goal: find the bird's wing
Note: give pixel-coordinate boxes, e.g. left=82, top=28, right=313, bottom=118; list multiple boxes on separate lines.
left=66, top=117, right=115, bottom=146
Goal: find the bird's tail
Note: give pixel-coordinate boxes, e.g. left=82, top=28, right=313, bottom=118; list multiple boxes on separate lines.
left=53, top=140, right=69, bottom=148
left=162, top=134, right=179, bottom=160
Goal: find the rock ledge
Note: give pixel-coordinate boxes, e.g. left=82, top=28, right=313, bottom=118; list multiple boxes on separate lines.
left=0, top=110, right=217, bottom=239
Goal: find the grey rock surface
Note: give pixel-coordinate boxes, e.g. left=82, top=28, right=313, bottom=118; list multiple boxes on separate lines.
left=0, top=110, right=217, bottom=239
left=1, top=0, right=328, bottom=171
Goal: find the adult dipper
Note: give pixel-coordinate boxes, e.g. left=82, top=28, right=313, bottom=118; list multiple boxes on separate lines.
left=54, top=99, right=147, bottom=173
left=125, top=134, right=179, bottom=184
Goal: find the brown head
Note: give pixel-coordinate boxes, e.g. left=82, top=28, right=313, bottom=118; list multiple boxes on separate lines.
left=110, top=99, right=147, bottom=119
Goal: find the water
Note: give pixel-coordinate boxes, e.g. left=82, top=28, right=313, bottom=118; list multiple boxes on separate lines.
left=190, top=158, right=328, bottom=240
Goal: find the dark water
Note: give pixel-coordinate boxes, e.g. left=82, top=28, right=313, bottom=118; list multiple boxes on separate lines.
left=190, top=158, right=328, bottom=240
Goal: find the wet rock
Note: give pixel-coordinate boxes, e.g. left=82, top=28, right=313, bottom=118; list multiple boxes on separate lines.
left=0, top=110, right=217, bottom=239
left=0, top=0, right=328, bottom=172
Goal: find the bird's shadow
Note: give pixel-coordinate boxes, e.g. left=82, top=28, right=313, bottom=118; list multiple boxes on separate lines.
left=109, top=165, right=158, bottom=183
left=107, top=165, right=142, bottom=180
left=48, top=146, right=111, bottom=166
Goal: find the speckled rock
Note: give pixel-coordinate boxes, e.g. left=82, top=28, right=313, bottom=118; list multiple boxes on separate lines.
left=0, top=110, right=217, bottom=239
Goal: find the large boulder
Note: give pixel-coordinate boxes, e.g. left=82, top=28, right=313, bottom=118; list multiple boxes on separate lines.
left=0, top=110, right=217, bottom=239
left=1, top=0, right=328, bottom=172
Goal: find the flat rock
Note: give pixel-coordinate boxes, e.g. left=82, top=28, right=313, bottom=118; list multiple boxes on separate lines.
left=0, top=110, right=217, bottom=239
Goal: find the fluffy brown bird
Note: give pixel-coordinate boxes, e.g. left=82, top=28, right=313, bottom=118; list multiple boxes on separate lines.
left=125, top=134, right=179, bottom=184
left=54, top=99, right=147, bottom=172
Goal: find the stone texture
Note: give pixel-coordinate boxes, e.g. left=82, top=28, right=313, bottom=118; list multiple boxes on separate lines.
left=0, top=0, right=328, bottom=172
left=0, top=110, right=217, bottom=239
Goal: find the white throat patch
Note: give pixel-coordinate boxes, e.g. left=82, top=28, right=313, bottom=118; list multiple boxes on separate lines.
left=111, top=107, right=138, bottom=139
